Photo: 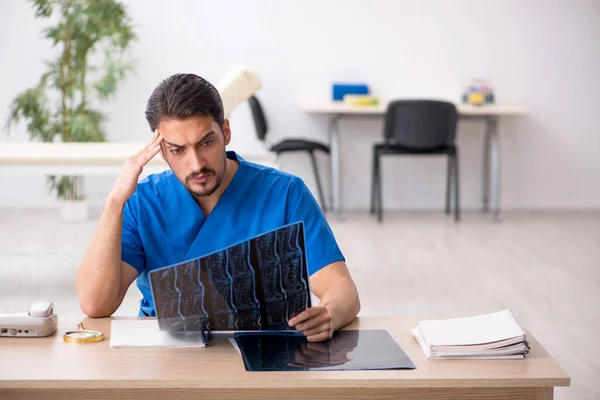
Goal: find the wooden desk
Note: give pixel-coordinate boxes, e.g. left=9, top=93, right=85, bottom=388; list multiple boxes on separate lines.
left=0, top=316, right=569, bottom=400
left=300, top=100, right=531, bottom=221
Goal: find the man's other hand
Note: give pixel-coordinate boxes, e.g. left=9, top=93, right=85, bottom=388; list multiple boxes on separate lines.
left=289, top=305, right=333, bottom=342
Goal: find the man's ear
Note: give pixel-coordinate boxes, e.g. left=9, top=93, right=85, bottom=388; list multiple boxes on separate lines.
left=222, top=119, right=231, bottom=146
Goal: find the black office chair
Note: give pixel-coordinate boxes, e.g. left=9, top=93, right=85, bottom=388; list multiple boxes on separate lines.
left=370, top=100, right=460, bottom=222
left=248, top=95, right=329, bottom=210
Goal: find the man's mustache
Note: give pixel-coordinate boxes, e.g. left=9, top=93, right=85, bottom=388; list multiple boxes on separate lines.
left=186, top=168, right=216, bottom=183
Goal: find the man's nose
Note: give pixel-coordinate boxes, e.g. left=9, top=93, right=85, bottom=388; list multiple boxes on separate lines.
left=187, top=150, right=206, bottom=172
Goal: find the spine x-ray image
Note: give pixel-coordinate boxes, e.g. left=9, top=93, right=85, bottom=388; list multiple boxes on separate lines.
left=149, top=222, right=311, bottom=332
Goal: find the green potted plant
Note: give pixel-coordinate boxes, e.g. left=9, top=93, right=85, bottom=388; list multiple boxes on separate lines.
left=5, top=0, right=136, bottom=220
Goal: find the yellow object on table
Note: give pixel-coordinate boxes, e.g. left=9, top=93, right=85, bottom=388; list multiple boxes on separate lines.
left=63, top=322, right=104, bottom=344
left=343, top=94, right=381, bottom=106
left=467, top=92, right=485, bottom=105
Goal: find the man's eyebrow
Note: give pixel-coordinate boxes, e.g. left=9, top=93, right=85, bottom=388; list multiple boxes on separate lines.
left=197, top=131, right=215, bottom=142
left=163, top=132, right=215, bottom=148
left=163, top=140, right=183, bottom=148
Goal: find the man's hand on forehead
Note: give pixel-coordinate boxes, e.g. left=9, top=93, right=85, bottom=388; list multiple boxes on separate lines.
left=107, top=130, right=164, bottom=204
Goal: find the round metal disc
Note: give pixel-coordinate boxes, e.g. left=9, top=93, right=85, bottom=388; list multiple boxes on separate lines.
left=63, top=329, right=104, bottom=343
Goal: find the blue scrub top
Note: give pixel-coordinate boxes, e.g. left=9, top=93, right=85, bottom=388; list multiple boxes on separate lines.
left=121, top=151, right=344, bottom=317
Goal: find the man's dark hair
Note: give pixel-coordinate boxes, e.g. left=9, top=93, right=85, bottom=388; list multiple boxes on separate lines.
left=145, top=73, right=224, bottom=131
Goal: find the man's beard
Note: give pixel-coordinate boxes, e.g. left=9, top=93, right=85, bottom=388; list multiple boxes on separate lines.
left=185, top=157, right=227, bottom=198
left=185, top=167, right=221, bottom=198
left=161, top=148, right=227, bottom=199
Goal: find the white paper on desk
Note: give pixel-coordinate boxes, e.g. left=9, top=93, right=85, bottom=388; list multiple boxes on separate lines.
left=110, top=320, right=206, bottom=348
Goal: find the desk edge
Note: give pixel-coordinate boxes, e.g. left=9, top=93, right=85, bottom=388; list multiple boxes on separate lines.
left=0, top=377, right=571, bottom=390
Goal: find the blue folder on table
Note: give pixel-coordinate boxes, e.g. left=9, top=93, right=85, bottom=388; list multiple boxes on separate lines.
left=332, top=83, right=370, bottom=101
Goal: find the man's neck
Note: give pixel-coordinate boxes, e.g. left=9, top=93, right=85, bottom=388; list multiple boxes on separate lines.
left=194, top=157, right=239, bottom=216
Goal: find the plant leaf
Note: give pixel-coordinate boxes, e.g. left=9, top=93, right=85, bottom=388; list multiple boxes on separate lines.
left=29, top=0, right=54, bottom=18
left=65, top=107, right=107, bottom=142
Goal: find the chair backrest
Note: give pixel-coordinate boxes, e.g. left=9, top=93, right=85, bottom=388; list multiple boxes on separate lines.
left=383, top=100, right=457, bottom=149
left=248, top=95, right=268, bottom=142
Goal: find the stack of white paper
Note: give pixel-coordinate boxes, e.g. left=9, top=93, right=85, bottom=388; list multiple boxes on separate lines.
left=411, top=310, right=530, bottom=360
left=110, top=320, right=207, bottom=348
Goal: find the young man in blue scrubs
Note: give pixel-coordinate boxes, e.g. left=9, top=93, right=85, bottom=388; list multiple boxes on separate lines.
left=76, top=73, right=360, bottom=342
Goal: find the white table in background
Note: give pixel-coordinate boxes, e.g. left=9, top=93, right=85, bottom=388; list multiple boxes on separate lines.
left=0, top=142, right=278, bottom=177
left=300, top=101, right=530, bottom=221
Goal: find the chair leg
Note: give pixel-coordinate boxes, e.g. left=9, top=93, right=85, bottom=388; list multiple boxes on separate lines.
left=308, top=151, right=327, bottom=211
left=445, top=154, right=452, bottom=214
left=370, top=147, right=377, bottom=214
left=454, top=151, right=460, bottom=222
left=376, top=150, right=383, bottom=223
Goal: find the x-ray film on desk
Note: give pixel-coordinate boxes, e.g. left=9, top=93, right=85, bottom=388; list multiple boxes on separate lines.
left=233, top=329, right=417, bottom=371
left=149, top=222, right=311, bottom=333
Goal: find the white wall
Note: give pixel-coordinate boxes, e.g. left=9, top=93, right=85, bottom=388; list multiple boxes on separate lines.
left=1, top=0, right=599, bottom=210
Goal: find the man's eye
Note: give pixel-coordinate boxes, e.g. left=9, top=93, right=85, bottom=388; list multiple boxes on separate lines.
left=170, top=148, right=183, bottom=155
left=202, top=140, right=213, bottom=147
